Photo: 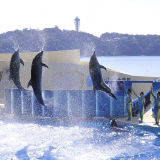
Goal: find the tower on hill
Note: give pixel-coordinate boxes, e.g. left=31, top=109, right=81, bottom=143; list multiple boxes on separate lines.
left=74, top=17, right=80, bottom=32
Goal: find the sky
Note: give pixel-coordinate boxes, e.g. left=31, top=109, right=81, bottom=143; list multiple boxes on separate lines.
left=0, top=0, right=160, bottom=37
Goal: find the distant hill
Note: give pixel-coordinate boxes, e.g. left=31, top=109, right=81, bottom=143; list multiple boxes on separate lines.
left=0, top=27, right=160, bottom=56
left=101, top=32, right=160, bottom=56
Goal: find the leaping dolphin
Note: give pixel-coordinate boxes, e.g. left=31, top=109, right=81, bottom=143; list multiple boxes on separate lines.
left=89, top=51, right=117, bottom=100
left=9, top=49, right=24, bottom=90
left=27, top=51, right=48, bottom=106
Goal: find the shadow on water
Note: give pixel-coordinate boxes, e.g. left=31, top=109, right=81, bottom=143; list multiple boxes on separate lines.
left=133, top=124, right=160, bottom=148
left=15, top=146, right=30, bottom=160
left=154, top=135, right=160, bottom=147
left=37, top=146, right=57, bottom=160
left=15, top=145, right=57, bottom=160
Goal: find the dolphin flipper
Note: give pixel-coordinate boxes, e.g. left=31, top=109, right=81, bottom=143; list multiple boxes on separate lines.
left=27, top=80, right=32, bottom=88
left=20, top=59, right=24, bottom=65
left=41, top=63, right=48, bottom=68
left=100, top=65, right=106, bottom=70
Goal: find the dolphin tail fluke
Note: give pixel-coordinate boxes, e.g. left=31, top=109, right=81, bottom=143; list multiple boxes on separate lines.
left=27, top=80, right=32, bottom=88
left=39, top=101, right=47, bottom=108
left=109, top=92, right=117, bottom=100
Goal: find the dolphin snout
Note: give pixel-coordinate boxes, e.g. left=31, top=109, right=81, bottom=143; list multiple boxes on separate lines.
left=39, top=51, right=43, bottom=55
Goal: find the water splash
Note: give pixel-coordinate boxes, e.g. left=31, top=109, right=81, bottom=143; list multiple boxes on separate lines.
left=37, top=30, right=49, bottom=76
left=0, top=67, right=15, bottom=101
left=8, top=36, right=19, bottom=51
left=83, top=41, right=95, bottom=57
left=108, top=73, right=119, bottom=93
left=0, top=121, right=158, bottom=159
left=38, top=31, right=46, bottom=51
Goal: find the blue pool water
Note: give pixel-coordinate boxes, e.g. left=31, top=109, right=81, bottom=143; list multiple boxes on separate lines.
left=81, top=56, right=160, bottom=77
left=0, top=120, right=160, bottom=160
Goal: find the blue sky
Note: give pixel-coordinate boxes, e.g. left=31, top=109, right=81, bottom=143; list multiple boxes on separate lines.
left=0, top=0, right=160, bottom=36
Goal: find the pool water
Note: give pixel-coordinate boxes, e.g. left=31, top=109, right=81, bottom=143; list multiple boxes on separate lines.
left=0, top=120, right=160, bottom=160
left=81, top=56, right=160, bottom=77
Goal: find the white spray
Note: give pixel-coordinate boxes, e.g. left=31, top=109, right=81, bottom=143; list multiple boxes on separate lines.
left=83, top=41, right=95, bottom=57
left=8, top=36, right=19, bottom=51
left=38, top=31, right=46, bottom=51
left=108, top=73, right=119, bottom=94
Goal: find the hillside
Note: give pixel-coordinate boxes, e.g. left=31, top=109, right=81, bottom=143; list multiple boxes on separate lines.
left=0, top=27, right=160, bottom=56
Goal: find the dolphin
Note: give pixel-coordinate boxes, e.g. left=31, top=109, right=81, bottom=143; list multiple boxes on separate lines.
left=109, top=119, right=117, bottom=127
left=89, top=51, right=117, bottom=99
left=9, top=49, right=24, bottom=90
left=27, top=51, right=48, bottom=106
